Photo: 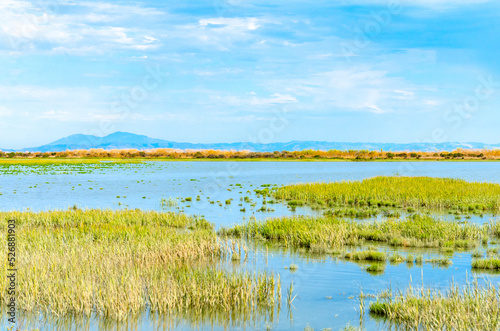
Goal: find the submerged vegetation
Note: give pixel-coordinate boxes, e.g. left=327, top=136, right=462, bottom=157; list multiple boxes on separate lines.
left=0, top=210, right=281, bottom=324
left=370, top=280, right=500, bottom=330
left=219, top=214, right=488, bottom=251
left=273, top=176, right=500, bottom=213
left=160, top=197, right=179, bottom=207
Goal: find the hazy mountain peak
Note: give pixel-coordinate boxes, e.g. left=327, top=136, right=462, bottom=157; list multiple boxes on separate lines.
left=4, top=132, right=499, bottom=153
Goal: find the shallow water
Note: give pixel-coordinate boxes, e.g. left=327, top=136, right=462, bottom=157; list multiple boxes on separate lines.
left=1, top=161, right=500, bottom=330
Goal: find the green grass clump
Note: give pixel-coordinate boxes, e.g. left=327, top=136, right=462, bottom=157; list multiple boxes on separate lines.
left=389, top=253, right=405, bottom=264
left=0, top=210, right=281, bottom=322
left=370, top=281, right=500, bottom=329
left=287, top=200, right=305, bottom=207
left=425, top=257, right=452, bottom=266
left=344, top=250, right=387, bottom=261
left=273, top=176, right=500, bottom=212
left=472, top=250, right=483, bottom=258
left=415, top=255, right=423, bottom=265
left=366, top=264, right=385, bottom=273
left=472, top=258, right=500, bottom=270
left=324, top=207, right=379, bottom=219
left=487, top=247, right=499, bottom=256
left=160, top=197, right=178, bottom=207
left=488, top=220, right=500, bottom=238
left=220, top=214, right=486, bottom=250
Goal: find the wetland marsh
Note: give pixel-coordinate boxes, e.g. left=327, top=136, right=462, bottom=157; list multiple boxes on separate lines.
left=1, top=160, right=500, bottom=330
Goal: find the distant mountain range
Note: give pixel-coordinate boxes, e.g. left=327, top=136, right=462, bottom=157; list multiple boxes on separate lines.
left=3, top=132, right=500, bottom=152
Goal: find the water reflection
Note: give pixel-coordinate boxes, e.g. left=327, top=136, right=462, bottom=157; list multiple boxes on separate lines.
left=3, top=306, right=281, bottom=331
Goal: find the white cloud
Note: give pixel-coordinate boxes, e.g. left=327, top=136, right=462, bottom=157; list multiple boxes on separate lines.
left=306, top=53, right=335, bottom=60
left=144, top=36, right=159, bottom=44
left=199, top=17, right=261, bottom=31
left=337, top=0, right=492, bottom=7
left=75, top=1, right=164, bottom=17
left=0, top=85, right=91, bottom=101
left=193, top=68, right=243, bottom=76
left=168, top=17, right=269, bottom=50
left=217, top=93, right=298, bottom=107
left=394, top=90, right=414, bottom=99
left=0, top=106, right=14, bottom=116
left=264, top=68, right=427, bottom=114
left=0, top=1, right=164, bottom=54
left=39, top=110, right=129, bottom=122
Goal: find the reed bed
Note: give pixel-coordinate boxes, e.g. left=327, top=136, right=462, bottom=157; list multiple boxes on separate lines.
left=219, top=214, right=486, bottom=251
left=343, top=250, right=387, bottom=261
left=370, top=280, right=500, bottom=330
left=0, top=209, right=281, bottom=323
left=472, top=258, right=500, bottom=270
left=273, top=176, right=500, bottom=212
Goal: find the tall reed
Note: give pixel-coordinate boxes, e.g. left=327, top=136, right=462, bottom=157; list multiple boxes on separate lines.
left=370, top=280, right=500, bottom=329
left=0, top=209, right=281, bottom=324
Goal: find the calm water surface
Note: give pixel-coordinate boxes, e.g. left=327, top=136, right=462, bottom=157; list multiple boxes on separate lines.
left=1, top=161, right=500, bottom=330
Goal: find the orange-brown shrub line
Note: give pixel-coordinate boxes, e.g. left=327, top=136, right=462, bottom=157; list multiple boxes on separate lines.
left=1, top=148, right=499, bottom=160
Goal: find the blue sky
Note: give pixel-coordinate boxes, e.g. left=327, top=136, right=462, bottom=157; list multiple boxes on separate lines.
left=1, top=0, right=499, bottom=148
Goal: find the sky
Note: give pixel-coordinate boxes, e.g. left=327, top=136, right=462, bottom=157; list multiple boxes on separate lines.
left=1, top=0, right=500, bottom=149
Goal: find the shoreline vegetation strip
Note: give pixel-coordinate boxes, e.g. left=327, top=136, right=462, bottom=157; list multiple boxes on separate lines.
left=0, top=147, right=499, bottom=162
left=0, top=209, right=281, bottom=323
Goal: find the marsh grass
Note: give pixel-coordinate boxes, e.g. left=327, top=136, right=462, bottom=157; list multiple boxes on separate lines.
left=365, top=264, right=385, bottom=273
left=344, top=250, right=386, bottom=261
left=472, top=258, right=500, bottom=270
left=273, top=176, right=500, bottom=212
left=160, top=197, right=179, bottom=207
left=370, top=280, right=500, bottom=329
left=324, top=207, right=379, bottom=219
left=405, top=254, right=414, bottom=264
left=425, top=257, right=452, bottom=266
left=0, top=210, right=281, bottom=323
left=472, top=250, right=483, bottom=258
left=488, top=220, right=500, bottom=237
left=415, top=255, right=423, bottom=265
left=389, top=253, right=405, bottom=264
left=219, top=214, right=486, bottom=252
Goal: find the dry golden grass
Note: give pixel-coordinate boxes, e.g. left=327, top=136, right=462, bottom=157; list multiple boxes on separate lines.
left=1, top=147, right=499, bottom=160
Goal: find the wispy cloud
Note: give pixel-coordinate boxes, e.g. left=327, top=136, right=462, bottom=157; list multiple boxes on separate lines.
left=262, top=69, right=406, bottom=113
left=0, top=1, right=164, bottom=54
left=217, top=93, right=298, bottom=107
left=332, top=0, right=493, bottom=8
left=1, top=0, right=499, bottom=146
